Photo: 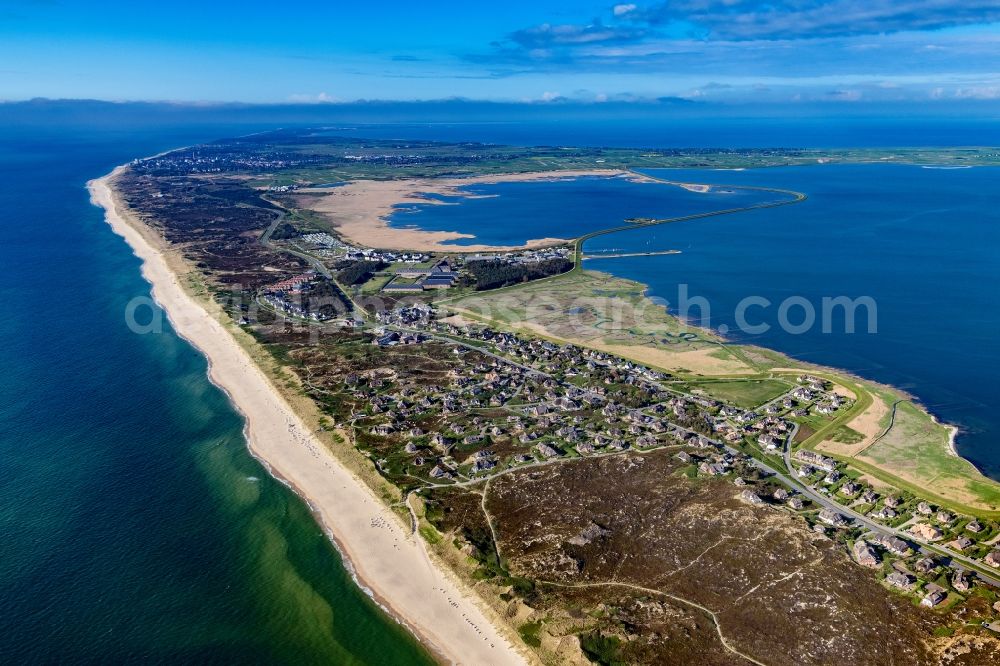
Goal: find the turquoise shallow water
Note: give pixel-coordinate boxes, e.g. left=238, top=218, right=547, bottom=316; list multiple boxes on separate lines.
left=0, top=127, right=433, bottom=663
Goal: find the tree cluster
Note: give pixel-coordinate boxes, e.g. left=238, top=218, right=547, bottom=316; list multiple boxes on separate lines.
left=465, top=258, right=573, bottom=291
left=335, top=260, right=388, bottom=286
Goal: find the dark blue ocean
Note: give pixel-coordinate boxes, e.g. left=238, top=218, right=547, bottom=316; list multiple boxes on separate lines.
left=0, top=124, right=433, bottom=663
left=2, top=110, right=999, bottom=661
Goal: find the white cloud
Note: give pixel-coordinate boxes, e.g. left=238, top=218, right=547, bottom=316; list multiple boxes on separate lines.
left=287, top=92, right=340, bottom=103
left=954, top=86, right=1000, bottom=99
left=637, top=0, right=1000, bottom=41
left=613, top=3, right=637, bottom=16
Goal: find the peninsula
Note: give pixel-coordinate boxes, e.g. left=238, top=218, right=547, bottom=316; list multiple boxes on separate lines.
left=95, top=130, right=1000, bottom=664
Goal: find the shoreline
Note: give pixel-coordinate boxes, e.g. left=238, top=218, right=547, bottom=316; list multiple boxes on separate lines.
left=617, top=270, right=991, bottom=484
left=89, top=168, right=530, bottom=666
left=563, top=176, right=994, bottom=487
left=635, top=266, right=982, bottom=461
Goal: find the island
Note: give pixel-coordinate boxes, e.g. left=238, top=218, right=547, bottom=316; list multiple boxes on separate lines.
left=91, top=129, right=1000, bottom=665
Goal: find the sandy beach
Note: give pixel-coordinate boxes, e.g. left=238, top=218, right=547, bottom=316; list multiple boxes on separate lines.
left=89, top=169, right=529, bottom=666
left=294, top=168, right=636, bottom=252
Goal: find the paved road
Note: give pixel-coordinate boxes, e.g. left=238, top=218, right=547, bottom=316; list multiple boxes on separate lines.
left=778, top=428, right=1000, bottom=587
left=397, top=322, right=1000, bottom=588
left=258, top=209, right=372, bottom=322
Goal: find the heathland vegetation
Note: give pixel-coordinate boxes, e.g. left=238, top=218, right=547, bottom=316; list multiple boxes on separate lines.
left=110, top=129, right=1000, bottom=664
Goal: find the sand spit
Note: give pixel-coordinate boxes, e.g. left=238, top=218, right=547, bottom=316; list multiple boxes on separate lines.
left=89, top=168, right=529, bottom=666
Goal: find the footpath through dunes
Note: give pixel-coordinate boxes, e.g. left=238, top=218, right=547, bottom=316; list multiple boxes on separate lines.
left=89, top=171, right=530, bottom=666
left=425, top=450, right=993, bottom=665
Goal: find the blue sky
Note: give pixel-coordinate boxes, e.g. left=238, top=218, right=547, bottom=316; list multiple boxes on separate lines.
left=2, top=0, right=1000, bottom=106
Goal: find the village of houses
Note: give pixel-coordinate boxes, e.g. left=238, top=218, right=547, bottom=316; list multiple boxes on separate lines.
left=286, top=231, right=571, bottom=293
left=237, top=187, right=1000, bottom=626
left=295, top=301, right=1000, bottom=625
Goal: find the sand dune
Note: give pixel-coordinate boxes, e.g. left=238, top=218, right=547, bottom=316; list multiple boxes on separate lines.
left=90, top=169, right=529, bottom=666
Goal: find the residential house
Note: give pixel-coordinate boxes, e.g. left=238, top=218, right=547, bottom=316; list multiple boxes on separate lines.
left=886, top=572, right=916, bottom=591
left=852, top=540, right=880, bottom=568
left=877, top=535, right=912, bottom=556
left=909, top=523, right=944, bottom=541
left=872, top=506, right=897, bottom=520
left=471, top=459, right=498, bottom=474
left=758, top=434, right=779, bottom=450
left=920, top=587, right=947, bottom=608
left=699, top=461, right=728, bottom=476
left=795, top=450, right=837, bottom=471
left=536, top=443, right=560, bottom=459
left=952, top=571, right=973, bottom=593
left=841, top=481, right=860, bottom=496
left=819, top=509, right=849, bottom=528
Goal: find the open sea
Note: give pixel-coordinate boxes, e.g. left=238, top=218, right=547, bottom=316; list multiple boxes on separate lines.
left=1, top=111, right=999, bottom=662
left=0, top=124, right=434, bottom=663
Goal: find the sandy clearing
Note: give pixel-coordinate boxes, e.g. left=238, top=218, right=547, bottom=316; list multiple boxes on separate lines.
left=90, top=169, right=529, bottom=666
left=602, top=345, right=755, bottom=375
left=816, top=394, right=891, bottom=458
left=831, top=383, right=857, bottom=400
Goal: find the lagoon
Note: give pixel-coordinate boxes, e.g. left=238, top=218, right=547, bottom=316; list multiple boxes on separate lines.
left=387, top=174, right=786, bottom=246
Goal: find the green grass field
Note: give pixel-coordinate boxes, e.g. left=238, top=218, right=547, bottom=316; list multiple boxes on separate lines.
left=858, top=401, right=1000, bottom=514
left=681, top=378, right=792, bottom=409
